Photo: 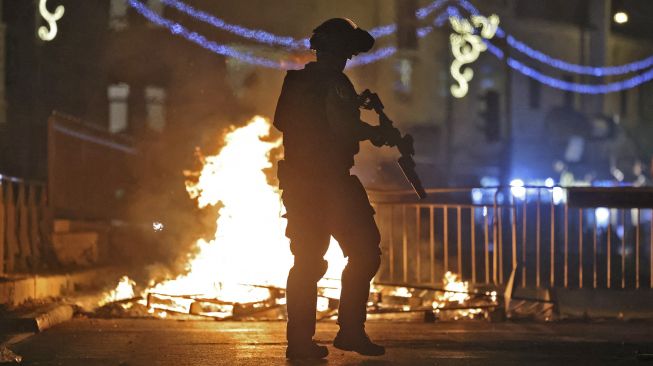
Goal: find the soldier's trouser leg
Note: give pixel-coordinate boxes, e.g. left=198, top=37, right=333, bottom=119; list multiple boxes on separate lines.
left=332, top=175, right=382, bottom=331
left=338, top=251, right=380, bottom=330
left=286, top=254, right=328, bottom=344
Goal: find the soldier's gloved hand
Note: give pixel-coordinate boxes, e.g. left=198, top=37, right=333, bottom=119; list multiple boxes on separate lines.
left=379, top=125, right=402, bottom=147
left=370, top=126, right=386, bottom=147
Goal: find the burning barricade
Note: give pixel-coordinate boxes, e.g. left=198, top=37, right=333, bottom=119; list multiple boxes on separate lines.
left=96, top=116, right=504, bottom=321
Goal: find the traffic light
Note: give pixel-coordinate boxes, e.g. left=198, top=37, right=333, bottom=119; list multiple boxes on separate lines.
left=479, top=90, right=500, bottom=142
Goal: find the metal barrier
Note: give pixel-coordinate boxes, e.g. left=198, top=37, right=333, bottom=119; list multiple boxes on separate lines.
left=0, top=174, right=50, bottom=274
left=370, top=186, right=653, bottom=290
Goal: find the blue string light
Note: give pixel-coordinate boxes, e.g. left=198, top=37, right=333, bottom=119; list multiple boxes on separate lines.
left=505, top=35, right=653, bottom=76
left=161, top=0, right=653, bottom=79
left=159, top=0, right=449, bottom=50
left=129, top=0, right=403, bottom=70
left=457, top=0, right=653, bottom=77
left=505, top=57, right=653, bottom=94
left=132, top=0, right=653, bottom=94
left=160, top=0, right=307, bottom=49
left=128, top=0, right=296, bottom=69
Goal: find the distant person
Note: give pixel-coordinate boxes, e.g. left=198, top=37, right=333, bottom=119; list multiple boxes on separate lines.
left=274, top=18, right=399, bottom=360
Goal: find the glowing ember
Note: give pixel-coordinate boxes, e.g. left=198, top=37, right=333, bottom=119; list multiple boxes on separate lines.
left=100, top=276, right=136, bottom=305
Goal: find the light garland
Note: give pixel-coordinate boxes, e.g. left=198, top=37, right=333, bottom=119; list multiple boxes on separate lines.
left=505, top=35, right=653, bottom=77
left=505, top=57, right=653, bottom=94
left=129, top=0, right=446, bottom=70
left=129, top=0, right=653, bottom=94
left=449, top=14, right=500, bottom=98
left=159, top=0, right=449, bottom=50
left=160, top=0, right=653, bottom=79
left=128, top=0, right=299, bottom=69
left=38, top=0, right=65, bottom=41
left=458, top=0, right=653, bottom=77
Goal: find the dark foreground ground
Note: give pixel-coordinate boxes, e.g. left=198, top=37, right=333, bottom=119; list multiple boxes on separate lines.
left=8, top=318, right=653, bottom=365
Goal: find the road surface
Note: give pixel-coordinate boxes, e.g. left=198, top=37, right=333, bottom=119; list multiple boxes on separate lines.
left=8, top=318, right=653, bottom=365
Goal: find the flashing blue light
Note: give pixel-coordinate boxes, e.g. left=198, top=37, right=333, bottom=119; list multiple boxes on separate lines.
left=595, top=207, right=610, bottom=229
left=471, top=188, right=483, bottom=204
left=510, top=179, right=526, bottom=200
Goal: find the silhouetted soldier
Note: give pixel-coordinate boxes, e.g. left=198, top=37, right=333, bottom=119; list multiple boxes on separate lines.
left=274, top=18, right=399, bottom=359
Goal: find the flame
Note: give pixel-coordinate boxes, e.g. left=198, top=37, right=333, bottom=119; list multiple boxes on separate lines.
left=433, top=271, right=486, bottom=319
left=100, top=276, right=136, bottom=306
left=144, top=116, right=346, bottom=309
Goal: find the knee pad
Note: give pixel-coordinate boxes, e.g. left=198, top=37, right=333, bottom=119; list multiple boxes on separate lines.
left=292, top=258, right=328, bottom=282
left=347, top=254, right=381, bottom=281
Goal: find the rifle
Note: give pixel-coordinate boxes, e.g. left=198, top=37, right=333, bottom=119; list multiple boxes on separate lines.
left=358, top=89, right=427, bottom=200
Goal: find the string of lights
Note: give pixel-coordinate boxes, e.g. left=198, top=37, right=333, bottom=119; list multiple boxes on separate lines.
left=505, top=34, right=653, bottom=76
left=130, top=0, right=653, bottom=94
left=160, top=0, right=653, bottom=79
left=128, top=0, right=299, bottom=69
left=483, top=31, right=653, bottom=94
left=159, top=0, right=448, bottom=50
left=129, top=0, right=407, bottom=70
left=458, top=0, right=653, bottom=77
left=506, top=57, right=653, bottom=94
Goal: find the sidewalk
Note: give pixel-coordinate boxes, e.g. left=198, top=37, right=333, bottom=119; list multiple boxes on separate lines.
left=0, top=267, right=116, bottom=308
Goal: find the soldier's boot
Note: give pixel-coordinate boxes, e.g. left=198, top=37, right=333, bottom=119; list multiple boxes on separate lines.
left=333, top=328, right=385, bottom=356
left=286, top=341, right=329, bottom=360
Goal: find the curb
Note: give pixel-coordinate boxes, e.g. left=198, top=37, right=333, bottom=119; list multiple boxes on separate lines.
left=1, top=304, right=74, bottom=334
left=0, top=267, right=117, bottom=307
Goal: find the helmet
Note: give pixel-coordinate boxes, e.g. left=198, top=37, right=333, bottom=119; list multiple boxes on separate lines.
left=309, top=18, right=375, bottom=55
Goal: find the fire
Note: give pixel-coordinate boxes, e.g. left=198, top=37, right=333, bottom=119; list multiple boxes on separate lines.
left=438, top=271, right=470, bottom=305
left=432, top=271, right=497, bottom=319
left=116, top=116, right=347, bottom=313
left=100, top=276, right=136, bottom=306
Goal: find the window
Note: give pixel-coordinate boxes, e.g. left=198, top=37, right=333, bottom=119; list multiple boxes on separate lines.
left=109, top=0, right=128, bottom=30
left=394, top=58, right=413, bottom=96
left=638, top=82, right=653, bottom=122
left=145, top=86, right=166, bottom=132
left=146, top=0, right=165, bottom=27
left=529, top=74, right=541, bottom=109
left=620, top=89, right=628, bottom=117
left=563, top=75, right=574, bottom=107
left=108, top=83, right=130, bottom=133
left=396, top=0, right=418, bottom=50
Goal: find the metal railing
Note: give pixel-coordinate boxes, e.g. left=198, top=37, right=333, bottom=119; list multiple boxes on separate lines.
left=0, top=174, right=50, bottom=275
left=370, top=186, right=653, bottom=290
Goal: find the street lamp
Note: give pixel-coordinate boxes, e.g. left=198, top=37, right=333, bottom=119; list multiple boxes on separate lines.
left=613, top=11, right=629, bottom=24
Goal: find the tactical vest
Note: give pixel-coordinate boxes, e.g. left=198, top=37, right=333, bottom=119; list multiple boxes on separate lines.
left=274, top=63, right=360, bottom=182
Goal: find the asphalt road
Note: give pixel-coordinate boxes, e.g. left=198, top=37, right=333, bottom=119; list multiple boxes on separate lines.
left=8, top=318, right=653, bottom=365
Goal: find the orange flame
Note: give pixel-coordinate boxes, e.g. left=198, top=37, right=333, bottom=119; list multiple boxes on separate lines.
left=103, top=116, right=347, bottom=312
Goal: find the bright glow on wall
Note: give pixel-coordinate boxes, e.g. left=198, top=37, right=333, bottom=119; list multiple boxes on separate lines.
left=38, top=0, right=65, bottom=41
left=449, top=14, right=500, bottom=98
